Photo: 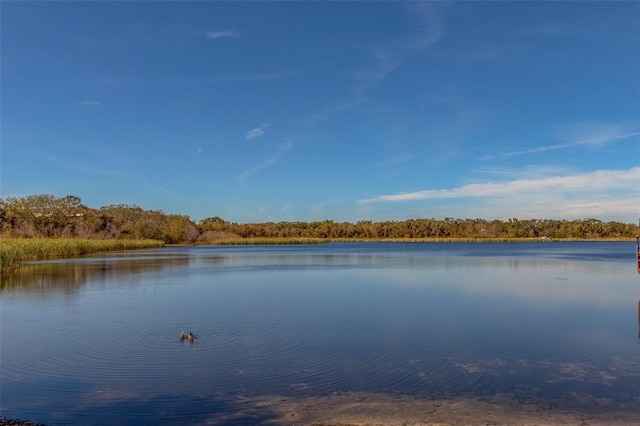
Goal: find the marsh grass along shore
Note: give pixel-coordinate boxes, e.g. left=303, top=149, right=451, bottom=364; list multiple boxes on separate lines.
left=0, top=238, right=164, bottom=274
left=1, top=235, right=635, bottom=275
left=200, top=236, right=633, bottom=245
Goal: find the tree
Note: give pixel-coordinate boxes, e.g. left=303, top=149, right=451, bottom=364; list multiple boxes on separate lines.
left=163, top=215, right=198, bottom=244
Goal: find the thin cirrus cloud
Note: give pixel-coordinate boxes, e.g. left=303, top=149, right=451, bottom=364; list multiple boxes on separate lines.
left=199, top=30, right=241, bottom=39
left=245, top=128, right=264, bottom=140
left=481, top=123, right=639, bottom=160
left=360, top=167, right=640, bottom=203
left=238, top=141, right=293, bottom=181
left=312, top=2, right=448, bottom=125
left=245, top=122, right=270, bottom=140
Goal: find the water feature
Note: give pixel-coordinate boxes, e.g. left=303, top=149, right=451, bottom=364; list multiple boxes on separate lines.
left=1, top=242, right=639, bottom=425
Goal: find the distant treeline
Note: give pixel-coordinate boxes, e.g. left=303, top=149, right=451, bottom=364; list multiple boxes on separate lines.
left=0, top=194, right=637, bottom=244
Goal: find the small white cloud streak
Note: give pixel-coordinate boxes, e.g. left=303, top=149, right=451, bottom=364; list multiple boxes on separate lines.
left=200, top=30, right=241, bottom=39
left=313, top=2, right=448, bottom=124
left=356, top=2, right=447, bottom=93
left=246, top=128, right=264, bottom=140
left=564, top=127, right=639, bottom=148
left=493, top=143, right=573, bottom=158
left=377, top=153, right=414, bottom=167
left=361, top=167, right=640, bottom=203
left=403, top=1, right=449, bottom=49
left=245, top=121, right=270, bottom=140
left=473, top=164, right=572, bottom=180
left=238, top=141, right=293, bottom=181
left=482, top=124, right=639, bottom=160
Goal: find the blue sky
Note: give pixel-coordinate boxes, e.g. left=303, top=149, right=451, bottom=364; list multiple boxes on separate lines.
left=2, top=1, right=639, bottom=223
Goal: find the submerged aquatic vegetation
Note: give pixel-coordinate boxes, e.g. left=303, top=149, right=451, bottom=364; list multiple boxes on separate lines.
left=0, top=238, right=164, bottom=274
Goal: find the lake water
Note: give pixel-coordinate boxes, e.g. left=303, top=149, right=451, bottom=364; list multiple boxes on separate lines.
left=1, top=242, right=639, bottom=425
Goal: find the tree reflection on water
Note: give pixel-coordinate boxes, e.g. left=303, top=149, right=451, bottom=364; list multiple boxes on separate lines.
left=0, top=256, right=190, bottom=296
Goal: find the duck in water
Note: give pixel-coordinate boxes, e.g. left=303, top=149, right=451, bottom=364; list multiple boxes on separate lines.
left=188, top=332, right=195, bottom=341
left=179, top=330, right=186, bottom=340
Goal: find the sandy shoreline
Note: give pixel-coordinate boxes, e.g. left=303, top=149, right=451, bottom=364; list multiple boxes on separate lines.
left=4, top=391, right=639, bottom=425
left=208, top=392, right=640, bottom=425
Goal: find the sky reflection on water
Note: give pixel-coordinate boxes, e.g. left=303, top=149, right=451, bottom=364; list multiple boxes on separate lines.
left=1, top=242, right=639, bottom=425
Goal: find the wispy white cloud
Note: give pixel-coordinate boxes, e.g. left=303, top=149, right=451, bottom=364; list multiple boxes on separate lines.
left=315, top=2, right=449, bottom=123
left=360, top=167, right=640, bottom=221
left=245, top=121, right=271, bottom=140
left=80, top=101, right=100, bottom=106
left=199, top=30, right=242, bottom=40
left=485, top=144, right=572, bottom=159
left=361, top=167, right=639, bottom=203
left=377, top=152, right=414, bottom=167
left=482, top=122, right=639, bottom=160
left=356, top=3, right=447, bottom=92
left=246, top=128, right=264, bottom=140
left=402, top=1, right=449, bottom=49
left=473, top=164, right=573, bottom=181
left=349, top=48, right=402, bottom=96
left=555, top=122, right=639, bottom=148
left=238, top=140, right=293, bottom=181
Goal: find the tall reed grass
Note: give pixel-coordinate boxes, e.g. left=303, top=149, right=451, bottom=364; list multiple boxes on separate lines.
left=0, top=238, right=164, bottom=274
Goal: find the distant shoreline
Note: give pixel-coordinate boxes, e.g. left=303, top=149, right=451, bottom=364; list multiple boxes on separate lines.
left=199, top=236, right=635, bottom=245
left=2, top=195, right=638, bottom=245
left=2, top=236, right=635, bottom=275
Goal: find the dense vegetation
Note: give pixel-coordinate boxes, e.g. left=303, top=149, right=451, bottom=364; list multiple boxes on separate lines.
left=0, top=238, right=164, bottom=274
left=1, top=194, right=637, bottom=244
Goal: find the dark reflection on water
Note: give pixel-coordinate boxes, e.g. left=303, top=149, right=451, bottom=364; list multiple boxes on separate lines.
left=1, top=242, right=639, bottom=425
left=0, top=255, right=191, bottom=297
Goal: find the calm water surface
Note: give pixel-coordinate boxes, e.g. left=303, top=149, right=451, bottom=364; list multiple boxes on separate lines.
left=1, top=242, right=639, bottom=424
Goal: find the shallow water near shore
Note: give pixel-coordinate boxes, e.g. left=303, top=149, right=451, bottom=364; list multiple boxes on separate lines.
left=1, top=242, right=639, bottom=425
